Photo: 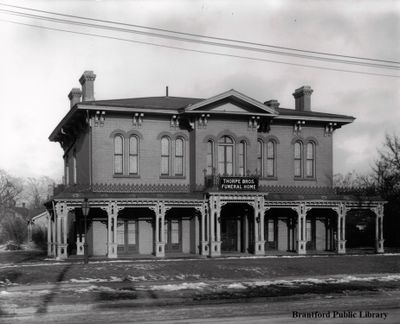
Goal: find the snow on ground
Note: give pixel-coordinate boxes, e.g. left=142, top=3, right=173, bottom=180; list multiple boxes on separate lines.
left=69, top=276, right=123, bottom=283
left=149, top=282, right=209, bottom=291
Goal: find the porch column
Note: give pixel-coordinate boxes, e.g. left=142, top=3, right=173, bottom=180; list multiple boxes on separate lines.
left=47, top=213, right=52, bottom=257
left=152, top=202, right=166, bottom=257
left=55, top=203, right=68, bottom=260
left=105, top=202, right=120, bottom=258
left=199, top=203, right=209, bottom=256
left=292, top=203, right=309, bottom=255
left=76, top=214, right=84, bottom=256
left=209, top=196, right=221, bottom=257
left=372, top=204, right=385, bottom=253
left=333, top=203, right=348, bottom=254
left=51, top=217, right=56, bottom=256
left=253, top=197, right=266, bottom=255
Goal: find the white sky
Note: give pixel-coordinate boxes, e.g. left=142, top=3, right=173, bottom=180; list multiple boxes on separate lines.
left=0, top=0, right=399, bottom=182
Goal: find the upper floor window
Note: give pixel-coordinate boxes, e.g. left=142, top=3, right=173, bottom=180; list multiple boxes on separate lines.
left=129, top=135, right=139, bottom=175
left=65, top=158, right=69, bottom=186
left=73, top=151, right=77, bottom=184
left=294, top=141, right=302, bottom=177
left=306, top=142, right=315, bottom=178
left=238, top=141, right=246, bottom=176
left=114, top=135, right=124, bottom=174
left=161, top=136, right=170, bottom=175
left=257, top=139, right=263, bottom=176
left=266, top=140, right=276, bottom=177
left=206, top=140, right=214, bottom=175
left=218, top=136, right=233, bottom=175
left=174, top=138, right=184, bottom=176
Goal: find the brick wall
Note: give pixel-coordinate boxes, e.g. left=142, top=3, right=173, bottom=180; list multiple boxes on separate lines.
left=85, top=112, right=333, bottom=188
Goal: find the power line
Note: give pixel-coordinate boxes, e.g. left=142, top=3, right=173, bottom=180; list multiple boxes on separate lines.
left=1, top=18, right=399, bottom=79
left=0, top=3, right=398, bottom=68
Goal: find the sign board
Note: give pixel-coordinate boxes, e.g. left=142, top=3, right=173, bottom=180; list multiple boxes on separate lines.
left=219, top=177, right=258, bottom=191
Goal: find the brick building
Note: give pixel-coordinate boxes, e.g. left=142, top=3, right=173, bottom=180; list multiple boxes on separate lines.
left=46, top=71, right=385, bottom=259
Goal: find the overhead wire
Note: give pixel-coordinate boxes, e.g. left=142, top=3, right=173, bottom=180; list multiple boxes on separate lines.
left=1, top=18, right=399, bottom=79
left=0, top=1, right=398, bottom=66
left=0, top=7, right=399, bottom=70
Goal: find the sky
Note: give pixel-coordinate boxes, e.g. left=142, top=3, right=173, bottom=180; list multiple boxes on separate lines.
left=0, top=0, right=399, bottom=182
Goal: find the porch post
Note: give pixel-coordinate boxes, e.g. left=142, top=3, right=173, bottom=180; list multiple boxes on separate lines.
left=152, top=202, right=166, bottom=257
left=292, top=203, right=309, bottom=255
left=51, top=217, right=56, bottom=256
left=47, top=213, right=52, bottom=257
left=253, top=197, right=265, bottom=255
left=105, top=202, right=120, bottom=258
left=209, top=196, right=221, bottom=257
left=55, top=203, right=68, bottom=259
left=76, top=211, right=84, bottom=256
left=372, top=204, right=385, bottom=253
left=199, top=202, right=209, bottom=256
left=333, top=203, right=348, bottom=254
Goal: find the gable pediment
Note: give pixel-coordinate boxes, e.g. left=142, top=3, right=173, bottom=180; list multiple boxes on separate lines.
left=184, top=89, right=277, bottom=116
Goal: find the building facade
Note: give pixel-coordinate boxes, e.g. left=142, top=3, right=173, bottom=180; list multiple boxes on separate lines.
left=47, top=71, right=385, bottom=259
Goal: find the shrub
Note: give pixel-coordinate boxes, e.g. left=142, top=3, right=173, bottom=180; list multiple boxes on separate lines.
left=31, top=226, right=47, bottom=250
left=0, top=215, right=27, bottom=247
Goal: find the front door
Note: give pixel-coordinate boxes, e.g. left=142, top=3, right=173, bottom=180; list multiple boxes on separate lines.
left=164, top=217, right=182, bottom=252
left=221, top=217, right=238, bottom=251
left=117, top=219, right=138, bottom=254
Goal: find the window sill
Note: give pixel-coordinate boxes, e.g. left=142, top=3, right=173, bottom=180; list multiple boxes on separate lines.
left=294, top=177, right=317, bottom=181
left=260, top=177, right=278, bottom=181
left=159, top=175, right=186, bottom=179
left=113, top=174, right=140, bottom=179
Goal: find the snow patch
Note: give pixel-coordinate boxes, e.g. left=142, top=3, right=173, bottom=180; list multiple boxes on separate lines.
left=150, top=282, right=208, bottom=291
left=226, top=283, right=247, bottom=289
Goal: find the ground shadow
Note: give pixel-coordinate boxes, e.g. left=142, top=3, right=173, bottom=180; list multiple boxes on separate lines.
left=35, top=263, right=73, bottom=314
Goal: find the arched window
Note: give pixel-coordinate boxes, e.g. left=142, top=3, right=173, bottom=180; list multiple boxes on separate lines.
left=218, top=136, right=233, bottom=175
left=114, top=135, right=124, bottom=174
left=174, top=138, right=184, bottom=176
left=73, top=151, right=77, bottom=184
left=306, top=142, right=315, bottom=177
left=129, top=135, right=139, bottom=175
left=161, top=136, right=170, bottom=175
left=206, top=140, right=214, bottom=175
left=266, top=140, right=276, bottom=177
left=257, top=139, right=263, bottom=176
left=294, top=141, right=302, bottom=177
left=238, top=141, right=246, bottom=176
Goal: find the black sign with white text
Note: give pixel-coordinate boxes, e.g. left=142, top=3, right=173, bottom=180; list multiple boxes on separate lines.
left=219, top=177, right=258, bottom=191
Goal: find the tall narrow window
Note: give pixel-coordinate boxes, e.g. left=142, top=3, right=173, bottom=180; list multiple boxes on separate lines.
left=73, top=151, right=77, bottom=184
left=306, top=220, right=312, bottom=241
left=294, top=141, right=302, bottom=177
left=175, top=138, right=184, bottom=176
left=238, top=141, right=246, bottom=176
left=65, top=158, right=69, bottom=185
left=306, top=142, right=315, bottom=178
left=114, top=135, right=124, bottom=174
left=268, top=219, right=275, bottom=242
left=129, top=136, right=139, bottom=175
left=206, top=140, right=214, bottom=175
left=218, top=136, right=233, bottom=175
left=257, top=139, right=263, bottom=176
left=266, top=141, right=275, bottom=177
left=161, top=137, right=170, bottom=175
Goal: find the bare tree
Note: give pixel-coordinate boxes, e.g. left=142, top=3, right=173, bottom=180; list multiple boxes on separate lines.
left=0, top=169, right=22, bottom=218
left=24, top=176, right=55, bottom=209
left=375, top=133, right=400, bottom=199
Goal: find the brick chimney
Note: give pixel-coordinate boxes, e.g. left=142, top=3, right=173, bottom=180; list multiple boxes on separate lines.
left=79, top=71, right=96, bottom=101
left=292, top=86, right=313, bottom=111
left=264, top=99, right=280, bottom=109
left=68, top=88, right=82, bottom=109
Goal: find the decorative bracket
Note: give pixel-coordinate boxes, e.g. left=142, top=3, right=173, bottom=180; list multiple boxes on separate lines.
left=248, top=116, right=260, bottom=130
left=170, top=115, right=180, bottom=128
left=94, top=110, right=106, bottom=127
left=324, top=122, right=337, bottom=136
left=293, top=120, right=305, bottom=135
left=197, top=114, right=210, bottom=128
left=133, top=113, right=144, bottom=127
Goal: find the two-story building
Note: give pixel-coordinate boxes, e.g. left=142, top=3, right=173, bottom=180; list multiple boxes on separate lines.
left=46, top=71, right=385, bottom=259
